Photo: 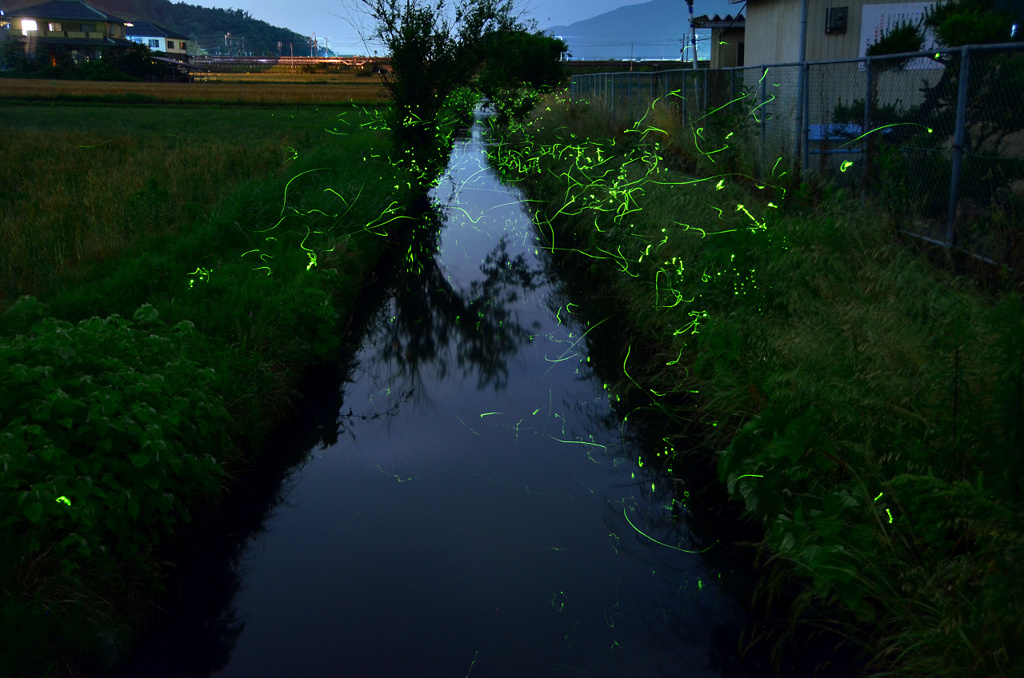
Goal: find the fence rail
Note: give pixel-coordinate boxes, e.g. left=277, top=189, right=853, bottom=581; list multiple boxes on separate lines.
left=570, top=43, right=1024, bottom=267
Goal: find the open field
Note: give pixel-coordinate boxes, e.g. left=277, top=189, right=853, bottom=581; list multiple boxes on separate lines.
left=0, top=77, right=388, bottom=104
left=0, top=102, right=391, bottom=304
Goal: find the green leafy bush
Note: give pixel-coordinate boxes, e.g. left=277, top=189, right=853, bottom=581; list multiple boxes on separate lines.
left=0, top=300, right=229, bottom=585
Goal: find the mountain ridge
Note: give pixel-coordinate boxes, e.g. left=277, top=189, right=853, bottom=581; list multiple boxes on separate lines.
left=545, top=0, right=742, bottom=60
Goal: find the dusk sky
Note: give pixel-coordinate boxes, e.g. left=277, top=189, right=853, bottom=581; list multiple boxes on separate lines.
left=195, top=0, right=647, bottom=55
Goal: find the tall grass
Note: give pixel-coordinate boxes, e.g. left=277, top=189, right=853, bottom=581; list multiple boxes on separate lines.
left=0, top=104, right=375, bottom=305
left=491, top=91, right=1024, bottom=677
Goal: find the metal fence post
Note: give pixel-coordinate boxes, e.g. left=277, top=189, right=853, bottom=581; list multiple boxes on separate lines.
left=801, top=62, right=810, bottom=174
left=760, top=65, right=768, bottom=175
left=682, top=72, right=688, bottom=126
left=627, top=71, right=632, bottom=121
left=946, top=45, right=971, bottom=249
left=863, top=55, right=873, bottom=201
left=729, top=68, right=735, bottom=115
left=703, top=70, right=708, bottom=118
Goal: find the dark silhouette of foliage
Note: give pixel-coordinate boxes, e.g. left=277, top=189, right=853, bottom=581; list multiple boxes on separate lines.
left=359, top=0, right=526, bottom=179
left=477, top=30, right=567, bottom=98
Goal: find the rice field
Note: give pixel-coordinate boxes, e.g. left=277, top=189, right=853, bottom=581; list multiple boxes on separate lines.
left=0, top=77, right=388, bottom=104
left=0, top=102, right=389, bottom=304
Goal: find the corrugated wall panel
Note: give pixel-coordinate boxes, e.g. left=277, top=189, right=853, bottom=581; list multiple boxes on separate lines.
left=748, top=0, right=936, bottom=64
left=746, top=0, right=802, bottom=66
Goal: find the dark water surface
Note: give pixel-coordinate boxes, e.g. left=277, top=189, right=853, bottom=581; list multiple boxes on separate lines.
left=118, top=113, right=757, bottom=678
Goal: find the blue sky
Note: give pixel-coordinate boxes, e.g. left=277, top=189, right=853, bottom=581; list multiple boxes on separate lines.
left=197, top=0, right=644, bottom=55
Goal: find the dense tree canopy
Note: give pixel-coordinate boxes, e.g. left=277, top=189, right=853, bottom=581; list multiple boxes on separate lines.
left=359, top=0, right=527, bottom=178
left=477, top=30, right=567, bottom=98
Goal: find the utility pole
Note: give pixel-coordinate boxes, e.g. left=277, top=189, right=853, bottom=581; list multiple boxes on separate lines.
left=685, top=0, right=697, bottom=68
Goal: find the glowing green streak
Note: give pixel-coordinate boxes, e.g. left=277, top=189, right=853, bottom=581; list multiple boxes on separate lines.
left=736, top=474, right=764, bottom=480
left=375, top=465, right=418, bottom=483
left=622, top=507, right=713, bottom=554
left=838, top=122, right=932, bottom=147
left=464, top=651, right=480, bottom=678
left=479, top=412, right=502, bottom=418
left=56, top=495, right=71, bottom=506
left=279, top=168, right=327, bottom=218
left=622, top=344, right=644, bottom=394
left=547, top=435, right=607, bottom=451
left=874, top=492, right=884, bottom=501
left=454, top=413, right=482, bottom=436
left=747, top=94, right=777, bottom=123
left=299, top=227, right=317, bottom=270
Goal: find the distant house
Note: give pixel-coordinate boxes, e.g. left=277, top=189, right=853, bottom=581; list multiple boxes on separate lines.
left=2, top=0, right=133, bottom=63
left=693, top=13, right=745, bottom=68
left=126, top=21, right=190, bottom=61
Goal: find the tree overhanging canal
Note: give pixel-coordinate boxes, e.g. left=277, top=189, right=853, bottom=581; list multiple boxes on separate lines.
left=116, top=110, right=833, bottom=678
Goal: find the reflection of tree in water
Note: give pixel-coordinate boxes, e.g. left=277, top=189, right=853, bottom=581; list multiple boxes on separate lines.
left=371, top=210, right=545, bottom=392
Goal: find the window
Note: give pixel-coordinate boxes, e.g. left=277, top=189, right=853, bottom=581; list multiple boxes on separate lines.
left=48, top=22, right=61, bottom=32
left=148, top=39, right=159, bottom=48
left=80, top=23, right=94, bottom=33
left=22, top=19, right=38, bottom=34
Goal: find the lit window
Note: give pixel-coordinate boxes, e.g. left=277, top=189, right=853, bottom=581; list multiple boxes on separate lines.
left=22, top=19, right=37, bottom=33
left=48, top=22, right=61, bottom=31
left=149, top=39, right=159, bottom=48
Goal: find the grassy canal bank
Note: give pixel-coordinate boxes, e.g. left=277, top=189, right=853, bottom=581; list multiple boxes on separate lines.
left=0, top=101, right=420, bottom=676
left=490, top=92, right=1024, bottom=677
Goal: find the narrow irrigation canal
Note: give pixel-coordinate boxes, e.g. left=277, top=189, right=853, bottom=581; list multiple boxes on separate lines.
left=118, top=111, right=761, bottom=678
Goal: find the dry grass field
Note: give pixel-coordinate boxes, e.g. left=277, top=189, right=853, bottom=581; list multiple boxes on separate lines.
left=0, top=77, right=388, bottom=104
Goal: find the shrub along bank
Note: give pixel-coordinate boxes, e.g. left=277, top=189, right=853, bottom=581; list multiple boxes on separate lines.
left=0, top=103, right=423, bottom=677
left=489, top=91, right=1024, bottom=677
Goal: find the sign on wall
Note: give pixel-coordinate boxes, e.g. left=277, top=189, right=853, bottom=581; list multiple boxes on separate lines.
left=860, top=2, right=943, bottom=68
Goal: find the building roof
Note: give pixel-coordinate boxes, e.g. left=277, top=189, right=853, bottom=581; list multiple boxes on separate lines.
left=126, top=21, right=189, bottom=41
left=6, top=35, right=135, bottom=47
left=693, top=13, right=745, bottom=29
left=5, top=0, right=125, bottom=23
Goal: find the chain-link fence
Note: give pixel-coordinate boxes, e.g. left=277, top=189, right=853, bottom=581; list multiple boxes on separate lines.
left=570, top=43, right=1024, bottom=268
